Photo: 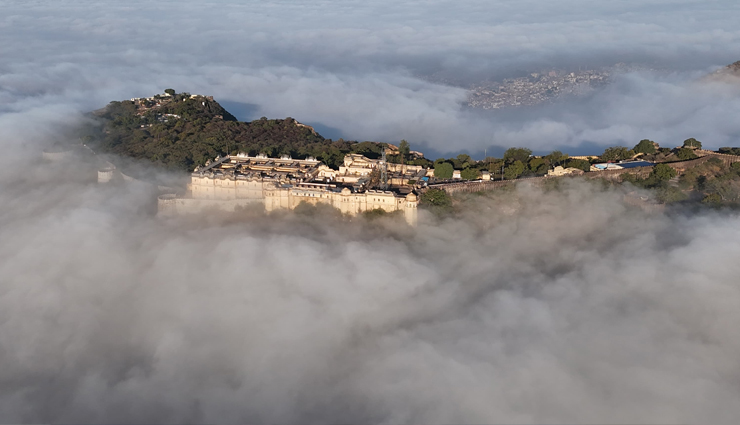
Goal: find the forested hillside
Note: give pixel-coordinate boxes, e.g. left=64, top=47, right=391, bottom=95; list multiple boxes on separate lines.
left=89, top=92, right=391, bottom=171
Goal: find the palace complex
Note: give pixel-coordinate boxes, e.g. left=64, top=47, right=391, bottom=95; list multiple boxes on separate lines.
left=157, top=153, right=420, bottom=225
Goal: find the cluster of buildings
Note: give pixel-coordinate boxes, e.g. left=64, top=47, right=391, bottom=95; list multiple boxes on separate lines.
left=158, top=153, right=421, bottom=225
left=128, top=93, right=220, bottom=127
left=467, top=69, right=610, bottom=109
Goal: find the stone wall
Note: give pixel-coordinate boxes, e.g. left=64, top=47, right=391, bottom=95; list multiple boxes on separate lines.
left=165, top=180, right=420, bottom=225
left=42, top=149, right=73, bottom=162
left=430, top=176, right=546, bottom=194
left=157, top=194, right=264, bottom=217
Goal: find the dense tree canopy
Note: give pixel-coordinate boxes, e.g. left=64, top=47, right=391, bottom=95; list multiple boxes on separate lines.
left=504, top=147, right=532, bottom=163
left=420, top=188, right=452, bottom=214
left=565, top=158, right=591, bottom=172
left=545, top=150, right=568, bottom=167
left=460, top=167, right=480, bottom=180
left=719, top=147, right=740, bottom=156
left=504, top=160, right=525, bottom=180
left=683, top=138, right=702, bottom=149
left=90, top=97, right=394, bottom=171
left=651, top=163, right=677, bottom=181
left=634, top=139, right=657, bottom=154
left=434, top=162, right=454, bottom=179
left=600, top=146, right=633, bottom=162
left=675, top=147, right=698, bottom=161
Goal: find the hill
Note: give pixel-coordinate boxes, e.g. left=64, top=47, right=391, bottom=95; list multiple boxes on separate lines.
left=87, top=91, right=394, bottom=171
left=703, top=60, right=740, bottom=83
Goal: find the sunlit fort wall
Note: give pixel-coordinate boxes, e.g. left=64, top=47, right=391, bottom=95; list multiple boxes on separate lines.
left=157, top=156, right=419, bottom=225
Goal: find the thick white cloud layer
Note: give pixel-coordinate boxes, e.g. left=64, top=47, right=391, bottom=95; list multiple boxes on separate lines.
left=1, top=134, right=740, bottom=422
left=2, top=2, right=740, bottom=422
left=2, top=0, right=740, bottom=154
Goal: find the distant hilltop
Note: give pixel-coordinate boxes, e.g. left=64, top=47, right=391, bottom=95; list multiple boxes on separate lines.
left=703, top=60, right=740, bottom=83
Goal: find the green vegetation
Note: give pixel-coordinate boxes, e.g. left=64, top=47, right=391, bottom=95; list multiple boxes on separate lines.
left=89, top=93, right=399, bottom=172
left=460, top=167, right=480, bottom=180
left=503, top=147, right=532, bottom=163
left=683, top=138, right=702, bottom=149
left=398, top=140, right=410, bottom=163
left=434, top=162, right=454, bottom=179
left=623, top=156, right=740, bottom=207
left=504, top=160, right=525, bottom=180
left=362, top=208, right=401, bottom=220
left=718, top=147, right=740, bottom=156
left=544, top=150, right=568, bottom=167
left=633, top=139, right=656, bottom=154
left=87, top=94, right=740, bottom=209
left=420, top=188, right=452, bottom=214
left=565, top=158, right=591, bottom=172
left=622, top=163, right=676, bottom=190
left=651, top=163, right=677, bottom=181
left=600, top=146, right=633, bottom=162
left=675, top=147, right=698, bottom=161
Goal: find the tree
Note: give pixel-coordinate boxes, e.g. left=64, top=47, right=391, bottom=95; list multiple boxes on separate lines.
left=565, top=158, right=591, bottom=172
left=633, top=139, right=656, bottom=154
left=601, top=146, right=633, bottom=162
left=683, top=138, right=702, bottom=149
left=545, top=150, right=568, bottom=167
left=651, top=163, right=677, bottom=182
left=433, top=162, right=454, bottom=179
left=504, top=160, right=525, bottom=180
left=461, top=167, right=480, bottom=180
left=528, top=157, right=547, bottom=174
left=656, top=186, right=688, bottom=204
left=164, top=88, right=176, bottom=96
left=399, top=139, right=410, bottom=164
left=702, top=193, right=722, bottom=206
left=420, top=188, right=452, bottom=211
left=719, top=147, right=740, bottom=156
left=504, top=147, right=532, bottom=163
left=456, top=153, right=472, bottom=164
left=675, top=147, right=698, bottom=160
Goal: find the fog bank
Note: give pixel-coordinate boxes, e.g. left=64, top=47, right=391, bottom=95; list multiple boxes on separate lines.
left=2, top=0, right=740, bottom=154
left=2, top=1, right=740, bottom=421
left=1, top=117, right=740, bottom=422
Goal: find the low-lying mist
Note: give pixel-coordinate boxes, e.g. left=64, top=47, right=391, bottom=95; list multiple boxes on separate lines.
left=1, top=121, right=739, bottom=423
left=3, top=1, right=740, bottom=421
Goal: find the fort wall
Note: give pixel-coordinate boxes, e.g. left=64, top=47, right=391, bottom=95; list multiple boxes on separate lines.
left=431, top=176, right=547, bottom=194
left=170, top=175, right=420, bottom=225
left=158, top=194, right=264, bottom=216
left=42, top=149, right=73, bottom=162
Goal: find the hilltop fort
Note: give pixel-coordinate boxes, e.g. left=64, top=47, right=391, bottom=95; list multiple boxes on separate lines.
left=158, top=152, right=420, bottom=225
left=70, top=85, right=740, bottom=219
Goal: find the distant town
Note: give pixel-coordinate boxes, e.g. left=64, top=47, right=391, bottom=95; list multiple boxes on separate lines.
left=425, top=63, right=657, bottom=110
left=467, top=68, right=610, bottom=109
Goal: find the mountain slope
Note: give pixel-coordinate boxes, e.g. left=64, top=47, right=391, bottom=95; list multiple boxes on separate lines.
left=703, top=60, right=740, bottom=83
left=89, top=92, right=362, bottom=171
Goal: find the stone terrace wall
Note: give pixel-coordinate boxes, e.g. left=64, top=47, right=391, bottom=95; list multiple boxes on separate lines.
left=586, top=166, right=653, bottom=180
left=429, top=176, right=546, bottom=194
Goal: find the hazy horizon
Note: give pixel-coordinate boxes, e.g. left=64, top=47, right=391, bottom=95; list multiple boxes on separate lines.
left=3, top=0, right=740, bottom=156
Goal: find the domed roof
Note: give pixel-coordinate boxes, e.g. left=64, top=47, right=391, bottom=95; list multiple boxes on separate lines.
left=341, top=187, right=351, bottom=195
left=406, top=192, right=418, bottom=201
